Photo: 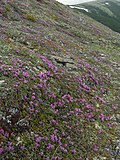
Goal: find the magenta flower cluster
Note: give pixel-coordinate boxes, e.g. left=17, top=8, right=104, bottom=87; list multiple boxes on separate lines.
left=0, top=54, right=116, bottom=159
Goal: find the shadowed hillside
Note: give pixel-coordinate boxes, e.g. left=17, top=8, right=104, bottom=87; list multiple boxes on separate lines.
left=0, top=0, right=120, bottom=159
left=70, top=0, right=120, bottom=33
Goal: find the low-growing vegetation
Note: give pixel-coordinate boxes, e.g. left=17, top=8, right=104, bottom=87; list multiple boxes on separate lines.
left=0, top=0, right=119, bottom=159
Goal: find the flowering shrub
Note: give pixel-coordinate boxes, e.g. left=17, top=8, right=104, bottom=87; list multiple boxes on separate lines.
left=0, top=54, right=117, bottom=159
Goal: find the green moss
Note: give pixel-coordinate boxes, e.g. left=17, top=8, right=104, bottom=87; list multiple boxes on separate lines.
left=1, top=3, right=13, bottom=18
left=25, top=13, right=38, bottom=22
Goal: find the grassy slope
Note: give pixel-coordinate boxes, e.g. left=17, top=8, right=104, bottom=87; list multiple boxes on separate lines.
left=0, top=0, right=120, bottom=159
left=71, top=0, right=120, bottom=33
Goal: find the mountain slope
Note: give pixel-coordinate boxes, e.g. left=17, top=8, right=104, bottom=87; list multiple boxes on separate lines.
left=70, top=0, right=120, bottom=33
left=0, top=0, right=119, bottom=159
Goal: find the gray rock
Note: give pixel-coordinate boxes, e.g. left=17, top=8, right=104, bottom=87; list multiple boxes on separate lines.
left=0, top=80, right=5, bottom=85
left=16, top=118, right=30, bottom=132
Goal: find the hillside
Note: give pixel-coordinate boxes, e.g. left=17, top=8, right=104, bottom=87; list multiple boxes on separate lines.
left=0, top=0, right=120, bottom=159
left=70, top=0, right=120, bottom=33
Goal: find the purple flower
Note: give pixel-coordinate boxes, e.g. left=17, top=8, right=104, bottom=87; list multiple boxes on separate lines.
left=38, top=73, right=43, bottom=78
left=29, top=108, right=34, bottom=112
left=0, top=147, right=4, bottom=155
left=31, top=96, right=36, bottom=100
left=51, top=134, right=55, bottom=142
left=60, top=146, right=68, bottom=153
left=96, top=96, right=106, bottom=104
left=35, top=110, right=38, bottom=113
left=7, top=142, right=14, bottom=151
left=85, top=105, right=91, bottom=109
left=44, top=137, right=48, bottom=141
left=67, top=136, right=71, bottom=140
left=85, top=113, right=94, bottom=120
left=50, top=120, right=58, bottom=125
left=75, top=108, right=82, bottom=113
left=8, top=145, right=14, bottom=151
left=62, top=132, right=65, bottom=137
left=33, top=85, right=37, bottom=89
left=71, top=149, right=76, bottom=154
left=50, top=103, right=56, bottom=109
left=98, top=129, right=104, bottom=134
left=30, top=101, right=34, bottom=106
left=99, top=113, right=105, bottom=121
left=20, top=145, right=25, bottom=150
left=34, top=103, right=38, bottom=107
left=51, top=131, right=58, bottom=142
left=37, top=83, right=43, bottom=88
left=0, top=128, right=4, bottom=134
left=36, top=137, right=41, bottom=143
left=69, top=141, right=74, bottom=145
left=36, top=143, right=40, bottom=148
left=47, top=143, right=54, bottom=150
left=23, top=79, right=28, bottom=83
left=22, top=71, right=30, bottom=78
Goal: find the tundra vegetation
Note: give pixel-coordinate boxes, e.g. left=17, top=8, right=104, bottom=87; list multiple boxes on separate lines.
left=0, top=0, right=120, bottom=159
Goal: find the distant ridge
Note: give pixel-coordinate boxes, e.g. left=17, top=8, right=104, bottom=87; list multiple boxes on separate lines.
left=70, top=0, right=120, bottom=33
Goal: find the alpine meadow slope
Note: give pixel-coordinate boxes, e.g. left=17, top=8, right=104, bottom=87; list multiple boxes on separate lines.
left=0, top=0, right=120, bottom=159
left=70, top=0, right=120, bottom=33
